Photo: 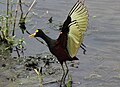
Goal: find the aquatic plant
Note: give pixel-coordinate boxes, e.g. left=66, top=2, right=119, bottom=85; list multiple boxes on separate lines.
left=0, top=0, right=37, bottom=57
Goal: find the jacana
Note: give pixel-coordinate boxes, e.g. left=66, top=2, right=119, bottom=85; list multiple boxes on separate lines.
left=29, top=0, right=88, bottom=86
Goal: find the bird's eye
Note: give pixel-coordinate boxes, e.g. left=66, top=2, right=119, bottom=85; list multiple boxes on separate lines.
left=35, top=29, right=39, bottom=33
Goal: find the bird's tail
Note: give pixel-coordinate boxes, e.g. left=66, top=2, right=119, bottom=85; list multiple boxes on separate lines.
left=72, top=56, right=79, bottom=60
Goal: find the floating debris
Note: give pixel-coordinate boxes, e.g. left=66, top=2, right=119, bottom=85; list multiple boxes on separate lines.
left=48, top=17, right=53, bottom=23
left=84, top=73, right=102, bottom=80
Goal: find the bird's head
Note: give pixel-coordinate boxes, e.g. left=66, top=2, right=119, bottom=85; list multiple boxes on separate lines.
left=29, top=29, right=44, bottom=38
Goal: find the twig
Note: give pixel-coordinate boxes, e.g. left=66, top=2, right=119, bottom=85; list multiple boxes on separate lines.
left=6, top=0, right=9, bottom=37
left=12, top=0, right=19, bottom=36
left=15, top=46, right=20, bottom=57
left=1, top=17, right=5, bottom=39
left=24, top=0, right=37, bottom=19
left=43, top=80, right=59, bottom=85
left=19, top=0, right=23, bottom=16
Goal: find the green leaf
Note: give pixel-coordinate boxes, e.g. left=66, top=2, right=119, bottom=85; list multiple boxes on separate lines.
left=67, top=75, right=72, bottom=87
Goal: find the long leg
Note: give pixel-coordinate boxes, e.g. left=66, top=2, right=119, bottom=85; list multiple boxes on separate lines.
left=63, top=62, right=69, bottom=83
left=60, top=64, right=65, bottom=87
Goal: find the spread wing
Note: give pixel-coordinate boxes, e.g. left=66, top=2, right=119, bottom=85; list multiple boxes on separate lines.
left=58, top=0, right=88, bottom=57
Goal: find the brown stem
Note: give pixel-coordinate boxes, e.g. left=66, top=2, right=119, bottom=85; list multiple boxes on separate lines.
left=12, top=0, right=19, bottom=36
left=19, top=0, right=23, bottom=16
left=15, top=46, right=20, bottom=57
left=24, top=0, right=37, bottom=19
left=6, top=0, right=9, bottom=37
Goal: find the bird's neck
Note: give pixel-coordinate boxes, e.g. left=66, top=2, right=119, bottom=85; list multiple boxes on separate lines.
left=40, top=33, right=53, bottom=46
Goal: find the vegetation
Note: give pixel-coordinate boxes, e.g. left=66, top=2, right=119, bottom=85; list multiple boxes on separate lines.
left=0, top=0, right=38, bottom=57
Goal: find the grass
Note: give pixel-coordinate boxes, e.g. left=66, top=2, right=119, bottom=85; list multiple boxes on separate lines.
left=66, top=75, right=72, bottom=87
left=34, top=68, right=43, bottom=87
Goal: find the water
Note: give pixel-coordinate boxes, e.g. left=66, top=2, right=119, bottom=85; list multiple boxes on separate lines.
left=0, top=0, right=120, bottom=87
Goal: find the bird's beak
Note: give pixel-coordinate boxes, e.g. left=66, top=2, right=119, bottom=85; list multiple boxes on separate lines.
left=29, top=33, right=36, bottom=38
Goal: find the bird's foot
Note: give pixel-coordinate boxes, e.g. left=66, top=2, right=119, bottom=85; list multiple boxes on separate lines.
left=60, top=84, right=67, bottom=87
left=60, top=81, right=66, bottom=87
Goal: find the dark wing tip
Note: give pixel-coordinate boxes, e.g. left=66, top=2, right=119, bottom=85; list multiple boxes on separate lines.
left=61, top=0, right=86, bottom=33
left=68, top=0, right=86, bottom=16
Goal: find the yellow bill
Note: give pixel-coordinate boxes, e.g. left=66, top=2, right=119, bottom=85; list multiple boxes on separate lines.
left=29, top=29, right=38, bottom=38
left=29, top=33, right=36, bottom=38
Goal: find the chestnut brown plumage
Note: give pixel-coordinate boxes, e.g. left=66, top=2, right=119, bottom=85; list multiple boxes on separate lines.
left=29, top=0, right=88, bottom=86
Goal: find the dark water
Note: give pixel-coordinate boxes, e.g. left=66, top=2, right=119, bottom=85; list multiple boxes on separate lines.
left=0, top=0, right=120, bottom=87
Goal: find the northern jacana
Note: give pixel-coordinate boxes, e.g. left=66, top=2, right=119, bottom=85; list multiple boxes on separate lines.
left=29, top=0, right=88, bottom=86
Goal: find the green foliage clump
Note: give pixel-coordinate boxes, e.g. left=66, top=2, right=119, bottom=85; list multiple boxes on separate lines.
left=0, top=0, right=27, bottom=57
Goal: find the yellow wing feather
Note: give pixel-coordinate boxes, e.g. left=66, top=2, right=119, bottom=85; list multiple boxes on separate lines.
left=67, top=1, right=88, bottom=57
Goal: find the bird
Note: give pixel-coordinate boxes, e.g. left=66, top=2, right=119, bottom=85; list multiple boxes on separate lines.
left=29, top=0, right=88, bottom=86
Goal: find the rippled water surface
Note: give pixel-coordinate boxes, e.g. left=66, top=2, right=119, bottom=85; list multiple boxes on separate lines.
left=0, top=0, right=120, bottom=87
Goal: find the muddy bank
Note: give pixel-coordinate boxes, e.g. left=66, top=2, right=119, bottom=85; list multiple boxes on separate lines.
left=0, top=50, right=79, bottom=87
